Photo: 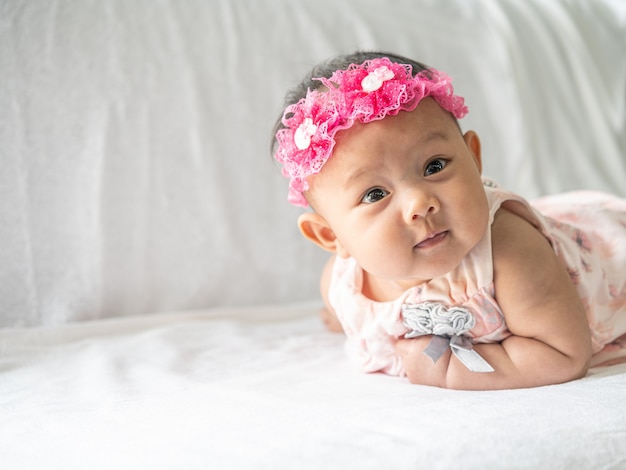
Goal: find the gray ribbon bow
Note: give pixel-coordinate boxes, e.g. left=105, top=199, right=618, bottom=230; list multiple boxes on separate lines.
left=401, top=302, right=494, bottom=373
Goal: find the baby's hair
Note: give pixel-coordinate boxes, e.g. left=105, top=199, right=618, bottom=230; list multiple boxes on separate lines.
left=271, top=51, right=434, bottom=154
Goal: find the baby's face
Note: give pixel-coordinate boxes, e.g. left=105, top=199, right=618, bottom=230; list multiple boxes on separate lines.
left=307, top=98, right=489, bottom=289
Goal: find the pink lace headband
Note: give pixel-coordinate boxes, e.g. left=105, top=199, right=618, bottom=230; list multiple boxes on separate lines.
left=274, top=57, right=468, bottom=207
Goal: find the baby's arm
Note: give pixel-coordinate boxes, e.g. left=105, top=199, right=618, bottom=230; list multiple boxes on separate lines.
left=319, top=255, right=344, bottom=333
left=396, top=208, right=592, bottom=390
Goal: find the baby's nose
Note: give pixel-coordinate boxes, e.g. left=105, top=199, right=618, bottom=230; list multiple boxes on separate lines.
left=404, top=188, right=439, bottom=222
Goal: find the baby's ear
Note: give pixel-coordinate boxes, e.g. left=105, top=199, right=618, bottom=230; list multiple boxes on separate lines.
left=463, top=130, right=482, bottom=172
left=298, top=213, right=349, bottom=257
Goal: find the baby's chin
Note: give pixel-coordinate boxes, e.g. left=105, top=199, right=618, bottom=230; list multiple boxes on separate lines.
left=380, top=263, right=465, bottom=289
left=371, top=271, right=434, bottom=290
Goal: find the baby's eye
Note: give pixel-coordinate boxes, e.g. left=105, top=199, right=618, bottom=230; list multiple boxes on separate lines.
left=361, top=187, right=388, bottom=204
left=424, top=158, right=447, bottom=176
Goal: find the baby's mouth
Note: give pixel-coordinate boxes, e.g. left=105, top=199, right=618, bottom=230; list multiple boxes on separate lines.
left=415, top=231, right=448, bottom=249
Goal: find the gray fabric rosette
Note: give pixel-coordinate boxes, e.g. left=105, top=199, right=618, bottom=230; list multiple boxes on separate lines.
left=402, top=302, right=475, bottom=338
left=401, top=302, right=493, bottom=373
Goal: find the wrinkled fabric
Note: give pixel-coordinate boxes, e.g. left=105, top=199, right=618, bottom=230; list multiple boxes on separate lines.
left=1, top=0, right=625, bottom=327
left=1, top=305, right=625, bottom=469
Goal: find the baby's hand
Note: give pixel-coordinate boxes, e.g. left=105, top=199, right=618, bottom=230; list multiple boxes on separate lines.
left=395, top=336, right=449, bottom=386
left=320, top=307, right=344, bottom=333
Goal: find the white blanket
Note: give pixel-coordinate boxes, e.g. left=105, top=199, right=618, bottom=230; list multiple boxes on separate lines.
left=2, top=304, right=626, bottom=469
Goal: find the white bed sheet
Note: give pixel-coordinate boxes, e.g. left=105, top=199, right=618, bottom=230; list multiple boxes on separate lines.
left=2, top=304, right=625, bottom=469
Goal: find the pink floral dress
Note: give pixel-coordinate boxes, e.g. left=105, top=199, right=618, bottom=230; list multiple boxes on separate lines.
left=328, top=183, right=626, bottom=376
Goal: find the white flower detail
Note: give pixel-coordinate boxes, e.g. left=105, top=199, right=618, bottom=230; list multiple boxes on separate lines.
left=361, top=65, right=395, bottom=92
left=294, top=118, right=318, bottom=150
left=401, top=302, right=475, bottom=339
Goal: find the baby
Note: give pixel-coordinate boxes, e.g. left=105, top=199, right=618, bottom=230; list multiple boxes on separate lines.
left=272, top=51, right=626, bottom=390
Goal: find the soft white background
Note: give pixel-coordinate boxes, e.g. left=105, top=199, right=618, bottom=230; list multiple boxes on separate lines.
left=1, top=0, right=624, bottom=327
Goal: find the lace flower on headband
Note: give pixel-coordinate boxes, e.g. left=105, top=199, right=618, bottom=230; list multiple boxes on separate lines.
left=274, top=57, right=468, bottom=207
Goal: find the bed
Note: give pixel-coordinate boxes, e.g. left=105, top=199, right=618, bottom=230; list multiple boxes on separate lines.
left=1, top=0, right=625, bottom=468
